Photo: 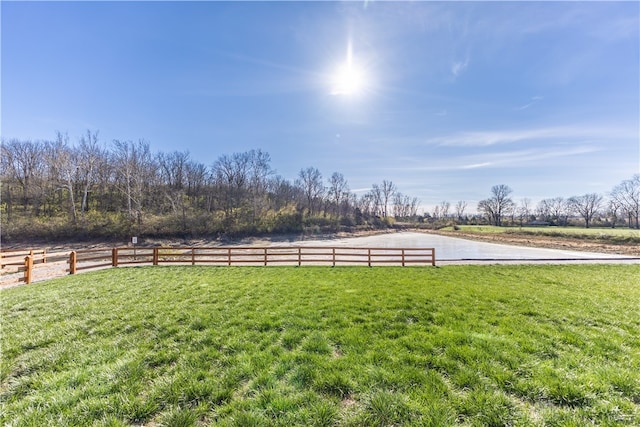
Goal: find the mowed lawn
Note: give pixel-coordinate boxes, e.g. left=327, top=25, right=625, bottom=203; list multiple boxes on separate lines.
left=2, top=265, right=639, bottom=426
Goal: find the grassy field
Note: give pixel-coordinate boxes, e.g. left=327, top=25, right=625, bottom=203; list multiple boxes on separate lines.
left=446, top=225, right=640, bottom=239
left=2, top=265, right=639, bottom=426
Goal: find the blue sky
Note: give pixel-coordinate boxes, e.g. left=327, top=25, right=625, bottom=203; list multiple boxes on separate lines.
left=2, top=1, right=639, bottom=211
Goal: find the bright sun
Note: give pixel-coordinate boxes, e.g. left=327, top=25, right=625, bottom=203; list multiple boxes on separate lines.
left=330, top=41, right=367, bottom=96
left=331, top=63, right=365, bottom=96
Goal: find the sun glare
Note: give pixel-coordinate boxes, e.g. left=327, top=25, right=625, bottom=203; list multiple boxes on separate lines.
left=330, top=41, right=367, bottom=96
left=331, top=64, right=365, bottom=96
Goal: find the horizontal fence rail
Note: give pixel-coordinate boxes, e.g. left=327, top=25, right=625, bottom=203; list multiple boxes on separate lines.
left=1, top=246, right=436, bottom=286
left=1, top=249, right=47, bottom=268
left=92, top=246, right=436, bottom=268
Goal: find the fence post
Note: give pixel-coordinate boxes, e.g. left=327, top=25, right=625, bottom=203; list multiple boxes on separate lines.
left=228, top=248, right=231, bottom=266
left=402, top=249, right=405, bottom=267
left=368, top=249, right=371, bottom=267
left=332, top=248, right=336, bottom=267
left=298, top=247, right=301, bottom=267
left=153, top=248, right=159, bottom=265
left=192, top=248, right=196, bottom=266
left=69, top=251, right=77, bottom=275
left=264, top=248, right=267, bottom=266
left=24, top=256, right=33, bottom=284
left=42, top=249, right=47, bottom=264
left=432, top=248, right=436, bottom=267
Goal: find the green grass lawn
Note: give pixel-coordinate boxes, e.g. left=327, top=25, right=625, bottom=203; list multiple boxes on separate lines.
left=2, top=265, right=639, bottom=426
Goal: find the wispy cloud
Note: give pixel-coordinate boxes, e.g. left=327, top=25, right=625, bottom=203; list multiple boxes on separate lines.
left=515, top=95, right=543, bottom=111
left=466, top=146, right=601, bottom=168
left=460, top=162, right=492, bottom=170
left=386, top=145, right=601, bottom=173
left=428, top=126, right=635, bottom=147
left=451, top=57, right=469, bottom=78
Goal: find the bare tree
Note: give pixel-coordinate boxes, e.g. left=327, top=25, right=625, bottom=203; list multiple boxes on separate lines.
left=112, top=139, right=156, bottom=225
left=2, top=139, right=45, bottom=212
left=157, top=150, right=190, bottom=231
left=46, top=133, right=79, bottom=223
left=268, top=175, right=299, bottom=212
left=212, top=151, right=251, bottom=221
left=611, top=175, right=640, bottom=229
left=185, top=160, right=208, bottom=207
left=296, top=167, right=324, bottom=216
left=248, top=149, right=273, bottom=221
left=455, top=200, right=467, bottom=222
left=477, top=184, right=514, bottom=226
left=393, top=193, right=420, bottom=219
left=328, top=172, right=349, bottom=217
left=393, top=193, right=407, bottom=218
left=380, top=180, right=397, bottom=218
left=157, top=151, right=188, bottom=190
left=439, top=201, right=451, bottom=219
left=0, top=141, right=15, bottom=219
left=537, top=197, right=571, bottom=226
left=77, top=130, right=103, bottom=215
left=432, top=205, right=440, bottom=220
left=569, top=193, right=603, bottom=228
left=517, top=198, right=531, bottom=226
left=370, top=184, right=383, bottom=217
left=607, top=197, right=622, bottom=228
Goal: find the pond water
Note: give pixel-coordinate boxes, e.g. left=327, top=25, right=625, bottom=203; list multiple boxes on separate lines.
left=277, top=232, right=637, bottom=264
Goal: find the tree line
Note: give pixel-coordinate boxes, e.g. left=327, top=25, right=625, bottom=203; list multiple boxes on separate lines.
left=2, top=132, right=638, bottom=242
left=473, top=180, right=640, bottom=228
left=1, top=132, right=420, bottom=241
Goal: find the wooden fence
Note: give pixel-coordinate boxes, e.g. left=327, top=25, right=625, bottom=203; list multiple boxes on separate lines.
left=1, top=249, right=49, bottom=285
left=1, top=249, right=48, bottom=268
left=2, top=246, right=436, bottom=286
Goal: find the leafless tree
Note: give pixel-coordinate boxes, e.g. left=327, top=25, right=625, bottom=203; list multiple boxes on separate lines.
left=569, top=193, right=603, bottom=228
left=185, top=160, right=208, bottom=207
left=477, top=184, right=514, bottom=226
left=243, top=149, right=274, bottom=222
left=296, top=167, right=324, bottom=216
left=537, top=197, right=571, bottom=226
left=77, top=130, right=103, bottom=215
left=2, top=139, right=45, bottom=212
left=517, top=198, right=531, bottom=226
left=393, top=193, right=420, bottom=219
left=370, top=184, right=383, bottom=217
left=46, top=133, right=79, bottom=223
left=357, top=192, right=374, bottom=217
left=212, top=151, right=251, bottom=221
left=611, top=175, right=640, bottom=228
left=112, top=139, right=156, bottom=225
left=455, top=200, right=467, bottom=222
left=328, top=172, right=349, bottom=217
left=439, top=201, right=451, bottom=219
left=607, top=197, right=622, bottom=228
left=268, top=175, right=299, bottom=212
left=156, top=150, right=190, bottom=231
left=381, top=180, right=397, bottom=218
left=393, top=193, right=407, bottom=218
